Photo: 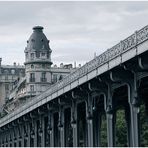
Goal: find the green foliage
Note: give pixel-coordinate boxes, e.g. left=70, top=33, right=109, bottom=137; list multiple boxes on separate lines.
left=100, top=111, right=127, bottom=147
left=140, top=104, right=148, bottom=147
left=100, top=114, right=107, bottom=147
left=115, top=110, right=127, bottom=147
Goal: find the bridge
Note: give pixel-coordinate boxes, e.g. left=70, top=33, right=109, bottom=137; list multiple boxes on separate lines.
left=1, top=25, right=148, bottom=147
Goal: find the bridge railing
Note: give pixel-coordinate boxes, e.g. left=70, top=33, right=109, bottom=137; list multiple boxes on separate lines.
left=1, top=25, right=148, bottom=126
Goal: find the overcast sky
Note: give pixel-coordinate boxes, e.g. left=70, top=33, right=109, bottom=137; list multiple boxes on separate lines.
left=0, top=1, right=148, bottom=67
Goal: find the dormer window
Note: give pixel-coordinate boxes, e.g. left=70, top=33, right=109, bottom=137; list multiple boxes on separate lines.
left=36, top=51, right=40, bottom=58
left=31, top=39, right=35, bottom=42
left=42, top=52, right=46, bottom=57
left=31, top=53, right=34, bottom=60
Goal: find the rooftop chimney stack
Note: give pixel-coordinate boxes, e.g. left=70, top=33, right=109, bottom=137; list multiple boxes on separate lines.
left=14, top=62, right=16, bottom=66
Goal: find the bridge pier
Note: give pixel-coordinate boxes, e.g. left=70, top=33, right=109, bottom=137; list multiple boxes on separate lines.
left=27, top=122, right=31, bottom=147
left=106, top=84, right=115, bottom=147
left=71, top=99, right=78, bottom=147
left=128, top=83, right=140, bottom=147
left=6, top=132, right=8, bottom=147
left=36, top=108, right=46, bottom=147
left=34, top=120, right=38, bottom=147
left=47, top=110, right=54, bottom=147
left=3, top=131, right=6, bottom=147
left=41, top=116, right=45, bottom=147
left=109, top=65, right=141, bottom=147
left=64, top=107, right=72, bottom=146
left=106, top=112, right=116, bottom=147
left=58, top=105, right=65, bottom=147
left=9, top=130, right=12, bottom=147
left=16, top=126, right=19, bottom=147
left=20, top=124, right=24, bottom=147
left=86, top=93, right=94, bottom=147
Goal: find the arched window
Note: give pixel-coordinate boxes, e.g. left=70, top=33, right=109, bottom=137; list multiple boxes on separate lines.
left=31, top=39, right=35, bottom=42
left=31, top=53, right=34, bottom=60
left=31, top=64, right=34, bottom=69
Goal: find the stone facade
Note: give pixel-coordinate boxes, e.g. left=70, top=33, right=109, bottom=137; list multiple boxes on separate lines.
left=0, top=60, right=25, bottom=112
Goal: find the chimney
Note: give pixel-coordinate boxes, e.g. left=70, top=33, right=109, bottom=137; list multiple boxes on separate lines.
left=94, top=52, right=96, bottom=58
left=60, top=63, right=64, bottom=68
left=74, top=62, right=76, bottom=68
left=14, top=62, right=16, bottom=66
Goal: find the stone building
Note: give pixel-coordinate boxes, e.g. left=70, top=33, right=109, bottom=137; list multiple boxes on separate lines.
left=1, top=26, right=78, bottom=114
left=0, top=59, right=25, bottom=112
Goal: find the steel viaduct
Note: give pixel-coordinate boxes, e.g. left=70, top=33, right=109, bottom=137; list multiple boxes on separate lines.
left=1, top=25, right=148, bottom=147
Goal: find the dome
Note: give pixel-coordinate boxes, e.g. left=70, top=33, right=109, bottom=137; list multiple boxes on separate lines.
left=26, top=26, right=51, bottom=51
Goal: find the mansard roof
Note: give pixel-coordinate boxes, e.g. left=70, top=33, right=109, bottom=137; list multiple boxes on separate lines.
left=26, top=26, right=51, bottom=51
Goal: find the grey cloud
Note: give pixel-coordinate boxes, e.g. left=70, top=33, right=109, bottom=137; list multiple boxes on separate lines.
left=0, top=1, right=148, bottom=66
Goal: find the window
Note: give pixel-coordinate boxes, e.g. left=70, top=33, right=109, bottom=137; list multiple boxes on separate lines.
left=31, top=64, right=34, bottom=69
left=30, top=85, right=34, bottom=92
left=5, top=75, right=8, bottom=80
left=31, top=53, right=34, bottom=60
left=36, top=51, right=40, bottom=58
left=59, top=75, right=63, bottom=80
left=31, top=39, right=35, bottom=42
left=42, top=52, right=46, bottom=57
left=5, top=84, right=9, bottom=90
left=30, top=73, right=35, bottom=78
left=30, top=73, right=35, bottom=82
left=41, top=72, right=46, bottom=82
left=52, top=74, right=57, bottom=83
left=42, top=72, right=46, bottom=79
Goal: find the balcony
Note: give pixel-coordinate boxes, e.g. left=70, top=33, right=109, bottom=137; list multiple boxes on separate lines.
left=40, top=78, right=47, bottom=82
left=29, top=78, right=35, bottom=82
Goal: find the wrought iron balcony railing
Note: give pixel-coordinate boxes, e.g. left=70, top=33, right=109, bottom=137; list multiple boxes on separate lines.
left=29, top=78, right=35, bottom=82
left=40, top=78, right=47, bottom=82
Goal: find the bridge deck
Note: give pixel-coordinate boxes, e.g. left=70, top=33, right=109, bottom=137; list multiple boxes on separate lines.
left=0, top=25, right=148, bottom=128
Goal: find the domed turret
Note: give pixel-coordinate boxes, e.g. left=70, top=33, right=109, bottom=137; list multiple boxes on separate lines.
left=24, top=26, right=53, bottom=97
left=24, top=26, right=52, bottom=65
left=27, top=26, right=50, bottom=51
